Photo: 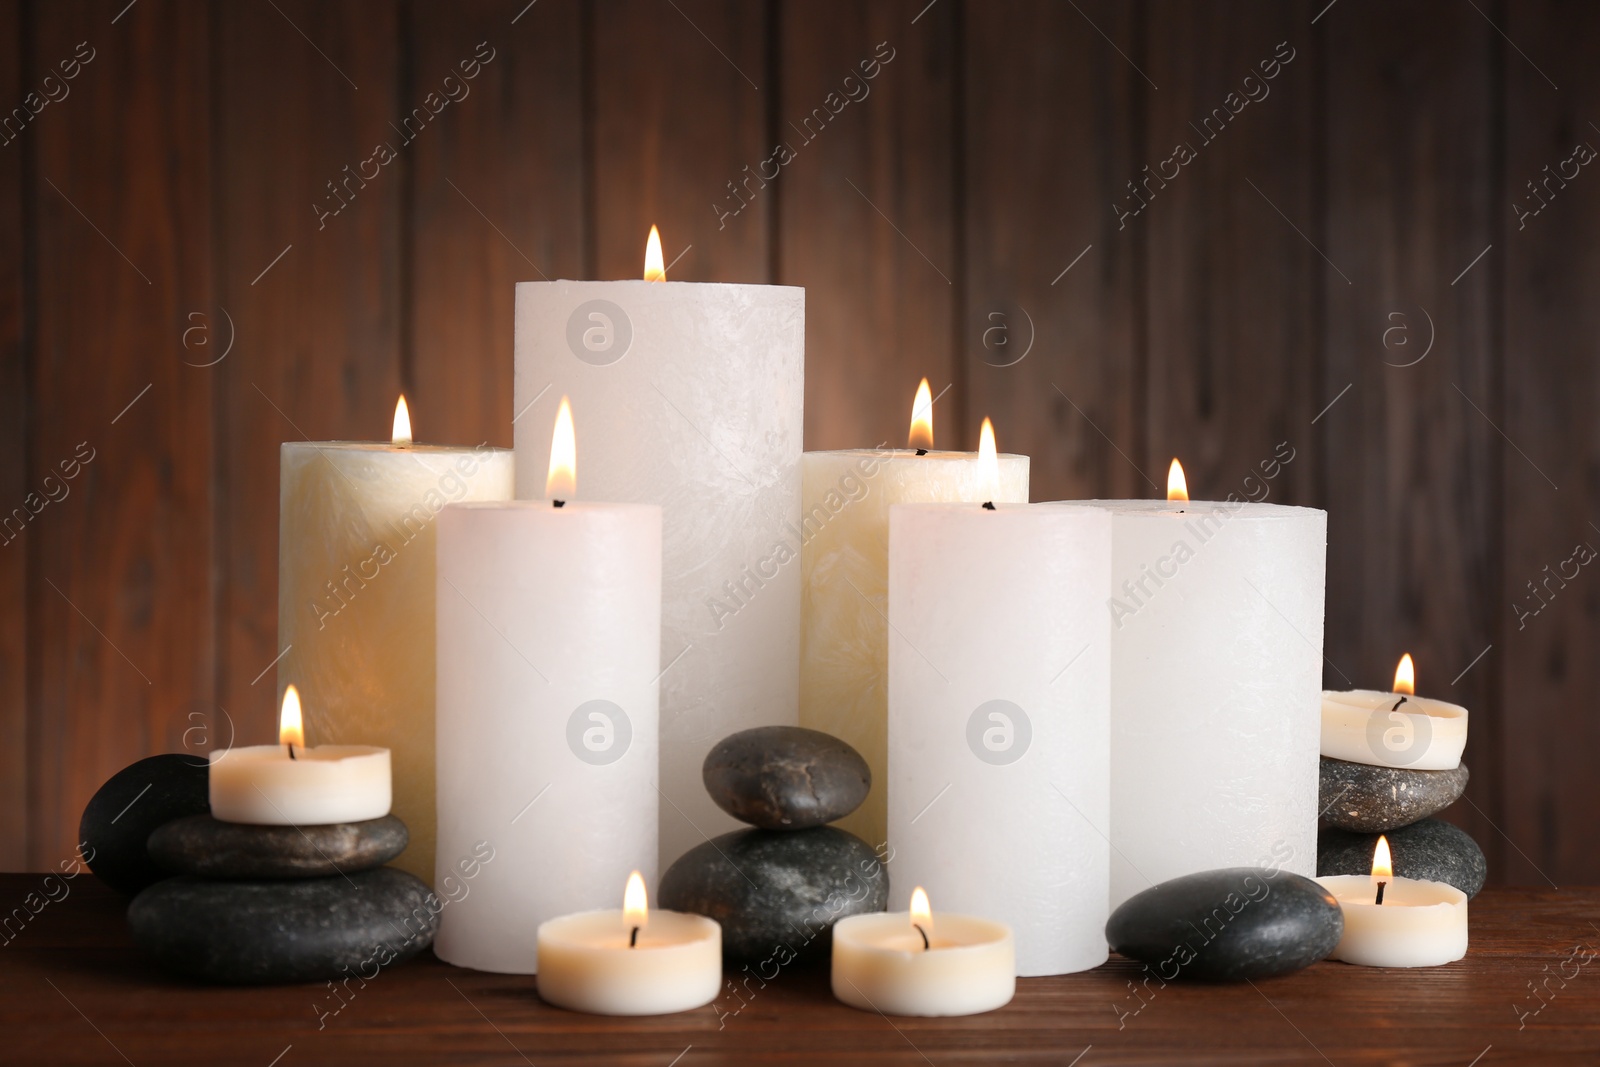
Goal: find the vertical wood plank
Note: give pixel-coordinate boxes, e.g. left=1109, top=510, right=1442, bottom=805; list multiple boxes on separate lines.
left=30, top=0, right=213, bottom=868
left=1144, top=1, right=1317, bottom=504
left=410, top=0, right=586, bottom=449
left=214, top=1, right=402, bottom=747
left=0, top=1, right=27, bottom=869
left=780, top=0, right=956, bottom=451
left=1501, top=0, right=1600, bottom=885
left=592, top=0, right=770, bottom=281
left=1322, top=1, right=1500, bottom=866
left=965, top=0, right=1141, bottom=498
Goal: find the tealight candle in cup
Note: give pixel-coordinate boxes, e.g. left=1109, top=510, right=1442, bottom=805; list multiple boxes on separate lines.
left=536, top=872, right=721, bottom=1015
left=1321, top=653, right=1468, bottom=769
left=208, top=685, right=391, bottom=825
left=831, top=887, right=1015, bottom=1017
left=1317, top=836, right=1468, bottom=967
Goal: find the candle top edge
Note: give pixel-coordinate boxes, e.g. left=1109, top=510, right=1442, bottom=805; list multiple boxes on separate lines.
left=516, top=278, right=804, bottom=293
left=804, top=449, right=1029, bottom=461
left=281, top=441, right=512, bottom=454
left=1314, top=873, right=1470, bottom=905
left=1045, top=499, right=1327, bottom=518
left=209, top=743, right=389, bottom=762
left=1322, top=690, right=1469, bottom=717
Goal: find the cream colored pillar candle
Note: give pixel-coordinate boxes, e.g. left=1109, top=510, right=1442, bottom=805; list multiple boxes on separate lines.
left=801, top=384, right=1028, bottom=845
left=513, top=244, right=804, bottom=866
left=278, top=398, right=512, bottom=881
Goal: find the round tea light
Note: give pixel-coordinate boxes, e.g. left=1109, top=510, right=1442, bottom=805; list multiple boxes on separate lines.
left=1316, top=836, right=1468, bottom=967
left=1321, top=654, right=1467, bottom=770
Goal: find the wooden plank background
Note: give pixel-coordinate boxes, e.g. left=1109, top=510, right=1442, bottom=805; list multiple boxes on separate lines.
left=2, top=0, right=1592, bottom=887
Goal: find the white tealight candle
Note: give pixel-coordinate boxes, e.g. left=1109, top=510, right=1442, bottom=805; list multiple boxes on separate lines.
left=1321, top=654, right=1468, bottom=770
left=536, top=871, right=721, bottom=1016
left=209, top=685, right=391, bottom=825
left=1317, top=837, right=1468, bottom=967
left=832, top=887, right=1015, bottom=1017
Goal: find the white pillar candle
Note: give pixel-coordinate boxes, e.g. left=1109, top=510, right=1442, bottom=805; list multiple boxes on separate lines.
left=888, top=475, right=1111, bottom=976
left=435, top=402, right=662, bottom=974
left=831, top=887, right=1015, bottom=1017
left=802, top=382, right=1029, bottom=846
left=536, top=872, right=721, bottom=1015
left=1316, top=876, right=1468, bottom=967
left=1049, top=466, right=1326, bottom=907
left=514, top=251, right=804, bottom=866
left=1321, top=655, right=1467, bottom=769
left=278, top=397, right=512, bottom=880
left=209, top=685, right=391, bottom=825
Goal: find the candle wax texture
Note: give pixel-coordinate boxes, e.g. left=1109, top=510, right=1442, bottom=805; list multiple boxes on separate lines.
left=800, top=450, right=1029, bottom=846
left=1321, top=690, right=1468, bottom=770
left=887, top=503, right=1111, bottom=976
left=831, top=911, right=1015, bottom=1016
left=278, top=442, right=511, bottom=881
left=208, top=744, right=390, bottom=825
left=536, top=909, right=721, bottom=1015
left=514, top=280, right=804, bottom=867
left=434, top=501, right=662, bottom=974
left=1316, top=875, right=1468, bottom=967
left=1049, top=500, right=1327, bottom=907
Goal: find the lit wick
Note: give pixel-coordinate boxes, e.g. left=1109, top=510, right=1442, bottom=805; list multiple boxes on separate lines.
left=916, top=448, right=928, bottom=456
left=914, top=924, right=930, bottom=951
left=1374, top=881, right=1387, bottom=906
left=1391, top=695, right=1408, bottom=712
left=982, top=501, right=996, bottom=511
left=287, top=743, right=296, bottom=761
left=552, top=500, right=566, bottom=509
left=629, top=926, right=640, bottom=948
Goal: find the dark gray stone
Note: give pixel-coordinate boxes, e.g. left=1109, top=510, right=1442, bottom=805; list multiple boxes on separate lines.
left=1106, top=868, right=1343, bottom=981
left=148, top=814, right=408, bottom=879
left=703, top=726, right=871, bottom=830
left=1318, top=818, right=1487, bottom=899
left=658, top=826, right=887, bottom=963
left=127, top=868, right=438, bottom=985
left=79, top=754, right=211, bottom=896
left=1320, top=756, right=1470, bottom=833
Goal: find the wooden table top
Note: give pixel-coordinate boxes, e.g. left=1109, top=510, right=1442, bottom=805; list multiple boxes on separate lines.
left=2, top=874, right=1597, bottom=1065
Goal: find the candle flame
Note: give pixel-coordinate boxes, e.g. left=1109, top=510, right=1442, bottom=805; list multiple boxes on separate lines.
left=546, top=397, right=577, bottom=501
left=280, top=684, right=305, bottom=749
left=908, top=378, right=934, bottom=450
left=978, top=418, right=998, bottom=502
left=909, top=886, right=933, bottom=932
left=1371, top=835, right=1393, bottom=881
left=392, top=394, right=413, bottom=445
left=623, top=870, right=649, bottom=929
left=1167, top=458, right=1188, bottom=502
left=1393, top=653, right=1415, bottom=695
left=644, top=225, right=666, bottom=281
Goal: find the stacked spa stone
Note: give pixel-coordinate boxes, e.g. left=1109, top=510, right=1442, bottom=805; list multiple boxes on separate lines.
left=1316, top=752, right=1486, bottom=898
left=659, top=726, right=888, bottom=963
left=80, top=754, right=439, bottom=985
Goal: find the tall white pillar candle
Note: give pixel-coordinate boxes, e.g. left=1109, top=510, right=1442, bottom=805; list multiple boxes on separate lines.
left=278, top=399, right=511, bottom=882
left=1049, top=495, right=1327, bottom=907
left=887, top=502, right=1111, bottom=977
left=433, top=496, right=662, bottom=973
left=514, top=275, right=803, bottom=866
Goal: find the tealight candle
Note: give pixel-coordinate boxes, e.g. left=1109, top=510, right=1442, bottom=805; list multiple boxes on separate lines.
left=1322, top=654, right=1468, bottom=770
left=1317, top=836, right=1468, bottom=967
left=209, top=685, right=391, bottom=825
left=831, top=887, right=1015, bottom=1017
left=536, top=872, right=722, bottom=1016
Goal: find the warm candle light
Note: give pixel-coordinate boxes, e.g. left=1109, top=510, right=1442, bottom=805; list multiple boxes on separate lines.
left=623, top=870, right=649, bottom=940
left=1167, top=458, right=1188, bottom=502
left=1372, top=835, right=1393, bottom=904
left=978, top=418, right=998, bottom=505
left=392, top=394, right=413, bottom=445
left=909, top=886, right=933, bottom=949
left=279, top=683, right=305, bottom=754
left=644, top=225, right=666, bottom=281
left=1394, top=653, right=1416, bottom=695
left=908, top=378, right=934, bottom=451
left=546, top=397, right=577, bottom=503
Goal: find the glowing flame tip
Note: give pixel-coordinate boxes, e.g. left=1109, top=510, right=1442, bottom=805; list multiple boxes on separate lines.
left=1371, top=835, right=1393, bottom=881
left=1394, top=653, right=1416, bottom=695
left=908, top=378, right=934, bottom=450
left=644, top=226, right=666, bottom=282
left=546, top=397, right=576, bottom=501
left=1167, top=458, right=1188, bottom=502
left=909, top=886, right=932, bottom=930
left=623, top=870, right=649, bottom=929
left=392, top=395, right=413, bottom=445
left=279, top=684, right=305, bottom=749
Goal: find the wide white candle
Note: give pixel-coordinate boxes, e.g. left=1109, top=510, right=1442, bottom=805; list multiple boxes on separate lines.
left=536, top=872, right=721, bottom=1015
left=209, top=685, right=390, bottom=825
left=1317, top=875, right=1468, bottom=967
left=802, top=382, right=1028, bottom=845
left=514, top=244, right=804, bottom=866
left=831, top=888, right=1015, bottom=1017
left=888, top=457, right=1111, bottom=977
left=1321, top=655, right=1467, bottom=770
left=435, top=403, right=662, bottom=974
left=278, top=397, right=512, bottom=880
left=1049, top=465, right=1326, bottom=907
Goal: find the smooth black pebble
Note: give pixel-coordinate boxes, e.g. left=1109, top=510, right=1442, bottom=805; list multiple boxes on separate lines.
left=703, top=726, right=871, bottom=830
left=1319, top=756, right=1469, bottom=833
left=79, top=754, right=210, bottom=896
left=1318, top=818, right=1486, bottom=898
left=148, top=814, right=408, bottom=879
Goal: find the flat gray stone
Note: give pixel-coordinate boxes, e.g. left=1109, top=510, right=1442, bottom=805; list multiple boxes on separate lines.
left=80, top=754, right=211, bottom=896
left=658, top=826, right=887, bottom=962
left=1320, top=756, right=1469, bottom=833
left=128, top=868, right=438, bottom=985
left=148, top=814, right=408, bottom=879
left=1318, top=818, right=1487, bottom=898
left=703, top=726, right=871, bottom=830
left=1107, top=868, right=1343, bottom=981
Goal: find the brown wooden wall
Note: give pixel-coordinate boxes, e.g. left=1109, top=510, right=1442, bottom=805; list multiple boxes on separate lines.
left=2, top=0, right=1594, bottom=887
